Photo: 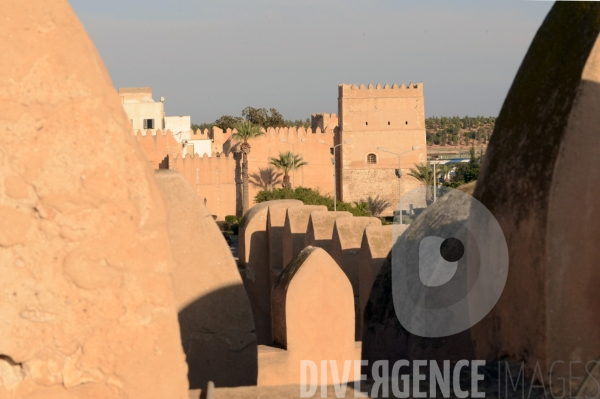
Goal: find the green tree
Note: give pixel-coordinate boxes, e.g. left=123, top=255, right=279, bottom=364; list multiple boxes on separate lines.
left=214, top=115, right=243, bottom=131
left=242, top=107, right=285, bottom=129
left=439, top=163, right=453, bottom=183
left=191, top=123, right=212, bottom=134
left=284, top=119, right=311, bottom=129
left=444, top=146, right=481, bottom=187
left=268, top=151, right=308, bottom=188
left=233, top=121, right=265, bottom=216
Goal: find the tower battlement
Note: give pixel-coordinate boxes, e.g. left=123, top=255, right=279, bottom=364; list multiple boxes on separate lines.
left=338, top=83, right=423, bottom=98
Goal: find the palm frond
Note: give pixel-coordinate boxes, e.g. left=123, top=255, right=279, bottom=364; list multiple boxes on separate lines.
left=232, top=121, right=265, bottom=142
left=268, top=151, right=308, bottom=173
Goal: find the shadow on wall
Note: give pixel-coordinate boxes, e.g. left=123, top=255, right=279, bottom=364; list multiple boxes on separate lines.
left=249, top=167, right=283, bottom=191
left=178, top=284, right=258, bottom=389
left=158, top=155, right=169, bottom=169
left=367, top=195, right=392, bottom=216
left=242, top=229, right=274, bottom=345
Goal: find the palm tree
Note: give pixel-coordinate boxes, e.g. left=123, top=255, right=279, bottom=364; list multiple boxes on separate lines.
left=268, top=151, right=308, bottom=188
left=233, top=121, right=265, bottom=216
left=439, top=164, right=453, bottom=183
left=408, top=163, right=440, bottom=206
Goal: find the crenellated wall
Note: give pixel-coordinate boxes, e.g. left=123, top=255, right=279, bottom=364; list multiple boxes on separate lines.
left=170, top=153, right=237, bottom=220
left=165, top=126, right=335, bottom=219
left=134, top=83, right=427, bottom=219
left=135, top=129, right=183, bottom=169
left=311, top=112, right=338, bottom=132
left=228, top=125, right=335, bottom=194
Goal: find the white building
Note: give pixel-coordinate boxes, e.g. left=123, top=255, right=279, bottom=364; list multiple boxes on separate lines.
left=185, top=139, right=212, bottom=158
left=165, top=116, right=192, bottom=142
left=119, top=87, right=191, bottom=143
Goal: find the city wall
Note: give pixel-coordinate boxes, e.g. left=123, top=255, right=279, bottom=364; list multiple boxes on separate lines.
left=134, top=83, right=431, bottom=220
left=169, top=126, right=336, bottom=219
left=135, top=129, right=182, bottom=169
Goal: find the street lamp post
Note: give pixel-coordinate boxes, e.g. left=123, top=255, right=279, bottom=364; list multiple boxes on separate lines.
left=319, top=139, right=350, bottom=212
left=430, top=160, right=444, bottom=203
left=377, top=146, right=422, bottom=224
left=280, top=138, right=306, bottom=189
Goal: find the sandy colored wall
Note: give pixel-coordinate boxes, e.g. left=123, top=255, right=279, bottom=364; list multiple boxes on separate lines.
left=155, top=171, right=257, bottom=389
left=222, top=126, right=336, bottom=197
left=135, top=129, right=183, bottom=169
left=170, top=153, right=236, bottom=220
left=311, top=113, right=338, bottom=132
left=338, top=83, right=428, bottom=214
left=134, top=85, right=428, bottom=220
left=165, top=126, right=335, bottom=219
left=0, top=1, right=188, bottom=397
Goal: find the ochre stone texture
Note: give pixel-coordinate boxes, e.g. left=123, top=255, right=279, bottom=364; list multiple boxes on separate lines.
left=0, top=1, right=188, bottom=397
left=304, top=211, right=352, bottom=254
left=281, top=205, right=327, bottom=269
left=311, top=112, right=338, bottom=132
left=472, top=3, right=600, bottom=393
left=135, top=129, right=182, bottom=169
left=155, top=170, right=257, bottom=389
left=238, top=200, right=302, bottom=345
left=170, top=152, right=236, bottom=220
left=263, top=247, right=358, bottom=386
left=337, top=83, right=428, bottom=215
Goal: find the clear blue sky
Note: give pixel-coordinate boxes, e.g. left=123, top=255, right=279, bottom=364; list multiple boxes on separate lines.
left=69, top=0, right=554, bottom=124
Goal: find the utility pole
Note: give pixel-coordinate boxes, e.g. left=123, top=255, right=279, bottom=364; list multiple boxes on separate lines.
left=377, top=146, right=422, bottom=224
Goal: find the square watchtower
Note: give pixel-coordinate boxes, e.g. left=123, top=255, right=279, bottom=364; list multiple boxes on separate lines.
left=337, top=83, right=427, bottom=215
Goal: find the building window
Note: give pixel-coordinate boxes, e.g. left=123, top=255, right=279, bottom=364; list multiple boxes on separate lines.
left=365, top=122, right=368, bottom=126
left=367, top=153, right=377, bottom=164
left=405, top=121, right=408, bottom=125
left=388, top=121, right=391, bottom=125
left=144, top=119, right=155, bottom=129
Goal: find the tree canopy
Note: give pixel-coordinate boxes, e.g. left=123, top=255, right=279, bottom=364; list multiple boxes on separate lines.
left=269, top=151, right=308, bottom=174
left=232, top=121, right=265, bottom=146
left=195, top=108, right=311, bottom=132
left=241, top=107, right=285, bottom=129
left=425, top=115, right=496, bottom=146
left=445, top=147, right=481, bottom=187
left=214, top=115, right=244, bottom=131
